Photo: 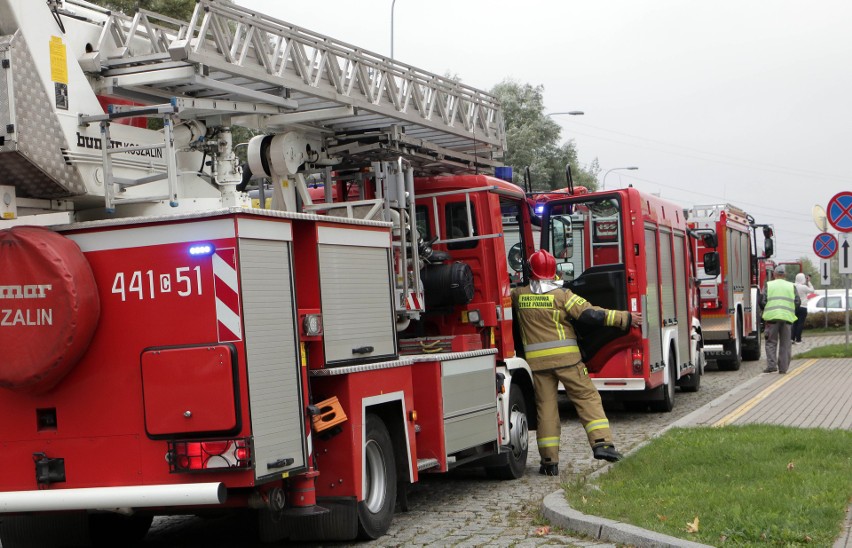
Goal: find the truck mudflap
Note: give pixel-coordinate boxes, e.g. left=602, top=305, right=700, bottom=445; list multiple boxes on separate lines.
left=0, top=482, right=225, bottom=513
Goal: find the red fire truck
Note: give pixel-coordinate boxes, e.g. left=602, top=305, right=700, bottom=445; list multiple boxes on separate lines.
left=532, top=187, right=718, bottom=412
left=0, top=1, right=549, bottom=545
left=686, top=204, right=770, bottom=369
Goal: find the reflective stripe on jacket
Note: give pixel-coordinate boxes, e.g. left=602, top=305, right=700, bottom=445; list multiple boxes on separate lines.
left=762, top=279, right=797, bottom=323
left=511, top=285, right=629, bottom=371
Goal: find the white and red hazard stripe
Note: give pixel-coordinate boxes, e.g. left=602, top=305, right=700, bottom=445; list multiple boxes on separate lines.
left=406, top=291, right=422, bottom=311
left=213, top=248, right=242, bottom=342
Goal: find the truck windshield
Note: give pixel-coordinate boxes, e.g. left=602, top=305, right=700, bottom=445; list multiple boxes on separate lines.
left=546, top=197, right=623, bottom=282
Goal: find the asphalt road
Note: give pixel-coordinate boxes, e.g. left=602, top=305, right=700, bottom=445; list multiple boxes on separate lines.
left=140, top=346, right=778, bottom=548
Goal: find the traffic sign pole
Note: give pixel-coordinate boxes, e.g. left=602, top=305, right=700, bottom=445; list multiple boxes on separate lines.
left=840, top=234, right=852, bottom=348
left=825, top=193, right=852, bottom=349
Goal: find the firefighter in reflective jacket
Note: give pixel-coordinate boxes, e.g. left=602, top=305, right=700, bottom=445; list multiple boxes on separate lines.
left=511, top=250, right=642, bottom=476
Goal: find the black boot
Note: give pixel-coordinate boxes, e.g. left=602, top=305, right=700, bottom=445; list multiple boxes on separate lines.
left=539, top=462, right=559, bottom=476
left=593, top=444, right=623, bottom=462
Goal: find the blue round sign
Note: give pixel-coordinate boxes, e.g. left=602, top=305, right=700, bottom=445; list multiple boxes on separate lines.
left=813, top=233, right=838, bottom=259
left=827, top=191, right=852, bottom=232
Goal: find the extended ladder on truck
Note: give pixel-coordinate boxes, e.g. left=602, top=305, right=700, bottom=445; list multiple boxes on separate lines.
left=75, top=0, right=505, bottom=175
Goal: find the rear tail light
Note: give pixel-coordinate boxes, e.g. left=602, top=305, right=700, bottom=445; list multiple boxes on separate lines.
left=632, top=348, right=643, bottom=374
left=168, top=438, right=252, bottom=473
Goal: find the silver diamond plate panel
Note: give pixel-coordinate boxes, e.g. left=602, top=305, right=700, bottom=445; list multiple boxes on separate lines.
left=0, top=32, right=86, bottom=198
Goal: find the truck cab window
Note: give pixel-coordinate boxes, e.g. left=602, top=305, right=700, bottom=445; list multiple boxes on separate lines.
left=415, top=205, right=431, bottom=242
left=548, top=198, right=623, bottom=281
left=445, top=202, right=478, bottom=250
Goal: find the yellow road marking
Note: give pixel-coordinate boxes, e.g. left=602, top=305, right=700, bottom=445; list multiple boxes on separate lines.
left=713, top=359, right=819, bottom=427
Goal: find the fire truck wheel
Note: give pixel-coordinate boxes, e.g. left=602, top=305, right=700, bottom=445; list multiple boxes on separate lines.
left=485, top=385, right=529, bottom=480
left=677, top=365, right=701, bottom=393
left=623, top=401, right=649, bottom=412
left=0, top=513, right=90, bottom=547
left=741, top=337, right=761, bottom=361
left=357, top=413, right=397, bottom=540
left=741, top=324, right=762, bottom=361
left=89, top=513, right=153, bottom=546
left=717, top=317, right=743, bottom=371
left=650, top=351, right=676, bottom=412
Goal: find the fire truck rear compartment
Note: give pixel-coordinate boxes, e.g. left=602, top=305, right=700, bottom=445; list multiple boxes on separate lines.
left=141, top=344, right=239, bottom=437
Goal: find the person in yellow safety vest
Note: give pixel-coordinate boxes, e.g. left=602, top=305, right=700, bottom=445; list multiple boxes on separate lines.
left=760, top=264, right=799, bottom=374
left=511, top=250, right=642, bottom=476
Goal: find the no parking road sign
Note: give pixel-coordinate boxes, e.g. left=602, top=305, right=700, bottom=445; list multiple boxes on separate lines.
left=827, top=191, right=852, bottom=232
left=813, top=233, right=838, bottom=259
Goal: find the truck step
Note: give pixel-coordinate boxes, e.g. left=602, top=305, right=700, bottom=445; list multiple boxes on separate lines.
left=417, top=458, right=440, bottom=472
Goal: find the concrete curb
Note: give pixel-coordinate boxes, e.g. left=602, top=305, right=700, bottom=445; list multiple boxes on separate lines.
left=542, top=490, right=712, bottom=548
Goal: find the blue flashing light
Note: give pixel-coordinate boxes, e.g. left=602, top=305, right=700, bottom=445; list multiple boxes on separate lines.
left=535, top=205, right=544, bottom=215
left=189, top=243, right=216, bottom=257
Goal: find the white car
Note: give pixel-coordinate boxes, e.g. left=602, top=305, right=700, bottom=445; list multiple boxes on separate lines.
left=806, top=290, right=850, bottom=313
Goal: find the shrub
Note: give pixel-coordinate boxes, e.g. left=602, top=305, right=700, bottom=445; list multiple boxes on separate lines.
left=804, top=311, right=848, bottom=329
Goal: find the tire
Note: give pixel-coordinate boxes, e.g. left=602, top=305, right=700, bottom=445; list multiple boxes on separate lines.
left=650, top=351, right=676, bottom=412
left=717, top=316, right=743, bottom=371
left=0, top=513, right=89, bottom=548
left=357, top=414, right=397, bottom=540
left=742, top=322, right=762, bottom=361
left=741, top=338, right=761, bottom=361
left=89, top=514, right=153, bottom=547
left=623, top=400, right=649, bottom=412
left=485, top=385, right=529, bottom=480
left=677, top=348, right=702, bottom=393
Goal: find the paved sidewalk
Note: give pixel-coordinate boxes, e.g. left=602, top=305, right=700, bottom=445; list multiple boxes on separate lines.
left=543, top=334, right=852, bottom=547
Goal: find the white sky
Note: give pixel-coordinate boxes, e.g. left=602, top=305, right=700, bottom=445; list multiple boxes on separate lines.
left=237, top=0, right=852, bottom=266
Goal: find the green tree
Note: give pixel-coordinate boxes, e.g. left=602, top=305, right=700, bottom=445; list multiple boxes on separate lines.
left=490, top=79, right=599, bottom=191
left=94, top=0, right=197, bottom=19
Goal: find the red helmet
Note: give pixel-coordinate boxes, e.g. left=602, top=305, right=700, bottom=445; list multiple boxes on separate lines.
left=529, top=250, right=556, bottom=280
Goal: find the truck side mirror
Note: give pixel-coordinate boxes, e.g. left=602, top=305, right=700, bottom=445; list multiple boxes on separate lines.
left=703, top=252, right=720, bottom=277
left=701, top=232, right=718, bottom=248
left=557, top=262, right=574, bottom=281
left=764, top=238, right=774, bottom=258
left=508, top=242, right=523, bottom=272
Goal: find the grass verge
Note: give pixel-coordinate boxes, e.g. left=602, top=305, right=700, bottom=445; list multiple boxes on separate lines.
left=795, top=343, right=852, bottom=358
left=564, top=425, right=852, bottom=546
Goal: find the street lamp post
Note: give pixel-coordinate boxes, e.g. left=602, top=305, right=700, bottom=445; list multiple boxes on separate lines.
left=546, top=111, right=585, bottom=117
left=601, top=166, right=638, bottom=190
left=390, top=0, right=397, bottom=58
